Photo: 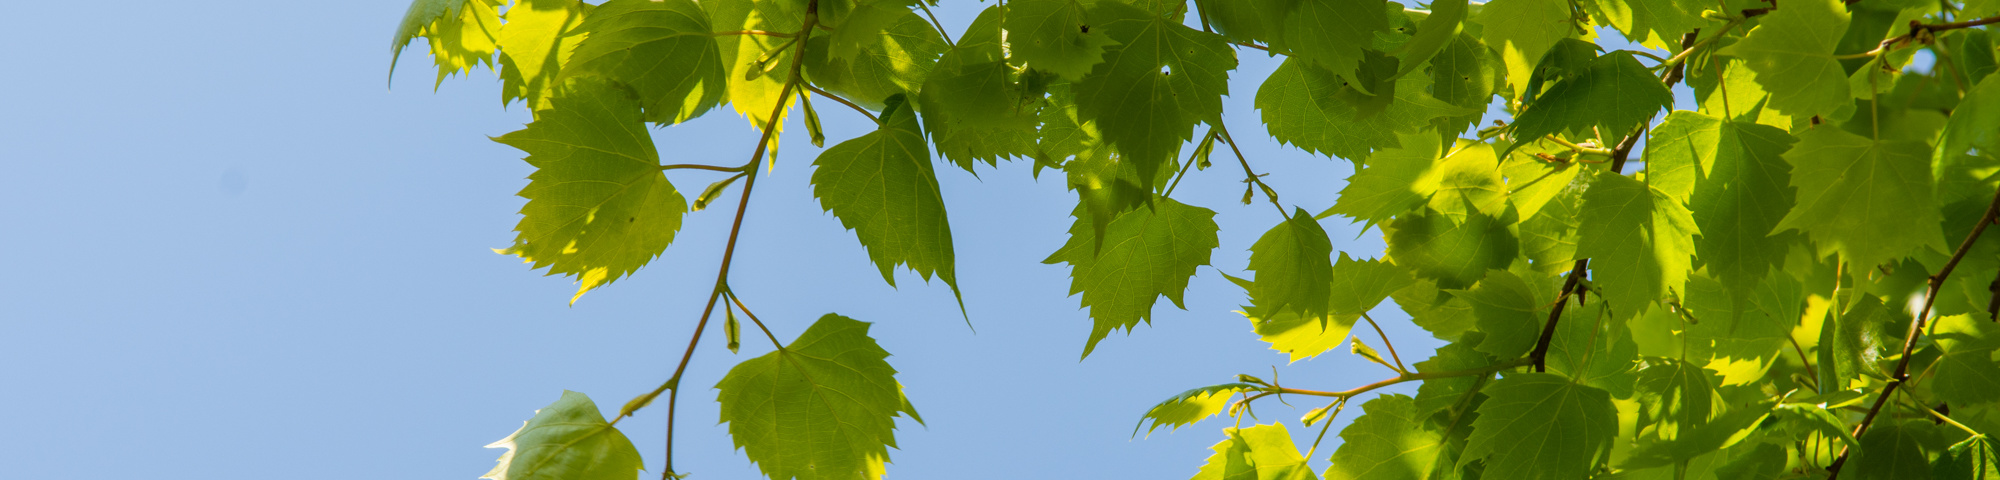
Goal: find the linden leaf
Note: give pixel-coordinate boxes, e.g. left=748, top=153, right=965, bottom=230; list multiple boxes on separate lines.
left=1074, top=1, right=1236, bottom=187
left=1135, top=383, right=1258, bottom=436
left=483, top=391, right=645, bottom=480
left=565, top=0, right=728, bottom=125
left=1651, top=113, right=1801, bottom=305
left=810, top=97, right=960, bottom=296
left=1719, top=0, right=1852, bottom=120
left=1007, top=0, right=1118, bottom=80
left=1045, top=198, right=1221, bottom=357
left=1281, top=0, right=1389, bottom=82
left=1477, top=0, right=1576, bottom=98
left=391, top=0, right=503, bottom=86
left=1506, top=52, right=1672, bottom=158
left=499, top=0, right=590, bottom=111
left=1931, top=314, right=2000, bottom=407
left=1329, top=253, right=1417, bottom=316
left=1773, top=126, right=1947, bottom=270
left=1385, top=209, right=1518, bottom=289
left=705, top=0, right=804, bottom=131
left=1632, top=358, right=1716, bottom=442
left=1245, top=307, right=1361, bottom=362
left=494, top=80, right=688, bottom=304
left=1245, top=210, right=1336, bottom=320
left=1461, top=373, right=1619, bottom=480
left=919, top=6, right=1040, bottom=170
left=715, top=314, right=922, bottom=480
left=1453, top=269, right=1545, bottom=359
left=1326, top=394, right=1446, bottom=480
left=1325, top=132, right=1442, bottom=228
left=1575, top=172, right=1699, bottom=319
left=1257, top=58, right=1476, bottom=162
left=1191, top=424, right=1319, bottom=480
left=802, top=6, right=946, bottom=109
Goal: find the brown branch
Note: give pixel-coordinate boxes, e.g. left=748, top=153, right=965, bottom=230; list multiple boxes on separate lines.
left=1261, top=358, right=1532, bottom=399
left=660, top=163, right=747, bottom=173
left=1827, top=185, right=2000, bottom=479
left=1530, top=260, right=1590, bottom=372
left=711, top=30, right=794, bottom=38
left=802, top=84, right=879, bottom=124
left=1359, top=312, right=1408, bottom=373
left=662, top=2, right=820, bottom=477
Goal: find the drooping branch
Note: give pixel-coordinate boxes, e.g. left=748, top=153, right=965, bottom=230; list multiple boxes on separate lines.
left=1826, top=185, right=2000, bottom=479
left=660, top=3, right=821, bottom=477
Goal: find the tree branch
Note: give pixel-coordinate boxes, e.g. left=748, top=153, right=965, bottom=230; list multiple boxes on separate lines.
left=661, top=3, right=819, bottom=477
left=1359, top=312, right=1408, bottom=373
left=1260, top=358, right=1531, bottom=400
left=802, top=84, right=879, bottom=124
left=1530, top=260, right=1589, bottom=372
left=1827, top=185, right=2000, bottom=479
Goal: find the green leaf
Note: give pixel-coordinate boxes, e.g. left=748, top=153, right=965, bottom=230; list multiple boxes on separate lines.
left=1517, top=177, right=1586, bottom=274
left=1654, top=113, right=1802, bottom=308
left=1544, top=288, right=1640, bottom=398
left=1773, top=126, right=1947, bottom=270
left=1386, top=209, right=1518, bottom=289
left=1045, top=198, right=1221, bottom=357
left=1245, top=307, right=1360, bottom=362
left=1325, top=132, right=1441, bottom=227
left=1453, top=269, right=1546, bottom=359
left=1718, top=0, right=1853, bottom=120
left=1329, top=253, right=1418, bottom=316
left=1594, top=0, right=1705, bottom=49
left=1933, top=435, right=2000, bottom=480
left=391, top=0, right=503, bottom=86
left=1280, top=0, right=1389, bottom=82
left=1931, top=314, right=2000, bottom=407
left=919, top=6, right=1040, bottom=170
left=498, top=0, right=590, bottom=111
left=1938, top=73, right=2000, bottom=164
left=1426, top=141, right=1510, bottom=220
left=811, top=97, right=960, bottom=295
left=495, top=80, right=687, bottom=304
left=1412, top=337, right=1499, bottom=415
left=1462, top=373, right=1619, bottom=480
left=1396, top=0, right=1468, bottom=80
left=1246, top=211, right=1335, bottom=319
left=1680, top=271, right=1799, bottom=385
left=1507, top=52, right=1672, bottom=158
left=715, top=314, right=922, bottom=480
left=483, top=390, right=645, bottom=480
left=1500, top=142, right=1584, bottom=221
left=1622, top=401, right=1775, bottom=469
left=1074, top=1, right=1236, bottom=186
left=1429, top=32, right=1498, bottom=137
left=1006, top=0, right=1117, bottom=80
left=1192, top=424, right=1319, bottom=480
left=803, top=7, right=946, bottom=109
left=705, top=0, right=802, bottom=131
left=1257, top=57, right=1477, bottom=161
left=565, top=0, right=728, bottom=125
left=1575, top=172, right=1699, bottom=318
left=1477, top=0, right=1576, bottom=98
left=1632, top=358, right=1715, bottom=442
left=1850, top=421, right=1942, bottom=480
left=1136, top=383, right=1257, bottom=436
left=1326, top=394, right=1445, bottom=480
left=1395, top=278, right=1480, bottom=340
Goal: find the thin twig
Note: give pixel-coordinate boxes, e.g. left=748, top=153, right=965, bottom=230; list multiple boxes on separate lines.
left=1359, top=312, right=1407, bottom=373
left=724, top=288, right=785, bottom=348
left=1827, top=184, right=2000, bottom=479
left=660, top=163, right=747, bottom=173
left=914, top=1, right=954, bottom=46
left=1214, top=123, right=1285, bottom=216
left=662, top=3, right=820, bottom=476
left=801, top=84, right=879, bottom=124
left=1531, top=260, right=1589, bottom=372
left=1256, top=358, right=1531, bottom=400
left=711, top=30, right=795, bottom=38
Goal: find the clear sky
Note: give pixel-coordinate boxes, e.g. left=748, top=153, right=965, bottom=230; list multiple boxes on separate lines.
left=0, top=2, right=1667, bottom=479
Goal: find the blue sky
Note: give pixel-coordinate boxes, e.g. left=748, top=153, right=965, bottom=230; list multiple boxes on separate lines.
left=0, top=2, right=1665, bottom=479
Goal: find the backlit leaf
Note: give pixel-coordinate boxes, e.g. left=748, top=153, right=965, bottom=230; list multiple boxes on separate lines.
left=715, top=314, right=922, bottom=480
